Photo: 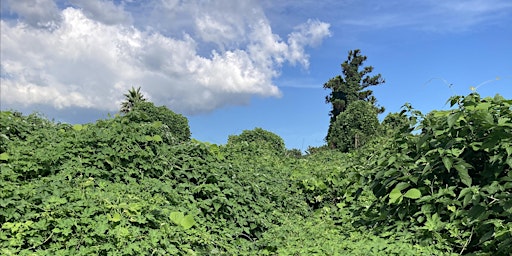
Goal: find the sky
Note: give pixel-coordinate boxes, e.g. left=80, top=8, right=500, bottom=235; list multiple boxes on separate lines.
left=1, top=0, right=511, bottom=151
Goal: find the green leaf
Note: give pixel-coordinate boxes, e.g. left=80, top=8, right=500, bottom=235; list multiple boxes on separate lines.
left=152, top=121, right=163, bottom=129
left=447, top=112, right=462, bottom=128
left=442, top=157, right=452, bottom=171
left=393, top=182, right=410, bottom=192
left=180, top=215, right=195, bottom=229
left=454, top=162, right=472, bottom=187
left=458, top=187, right=473, bottom=200
left=72, top=124, right=83, bottom=131
left=145, top=135, right=153, bottom=141
left=153, top=135, right=162, bottom=142
left=169, top=212, right=184, bottom=225
left=403, top=188, right=421, bottom=199
left=0, top=152, right=8, bottom=161
left=109, top=213, right=122, bottom=222
left=389, top=188, right=402, bottom=204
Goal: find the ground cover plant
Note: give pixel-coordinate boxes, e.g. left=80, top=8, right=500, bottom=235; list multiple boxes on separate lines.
left=1, top=88, right=510, bottom=255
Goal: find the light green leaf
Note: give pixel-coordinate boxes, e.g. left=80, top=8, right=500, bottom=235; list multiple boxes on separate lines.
left=0, top=152, right=8, bottom=161
left=169, top=211, right=184, bottom=225
left=109, top=213, right=122, bottom=222
left=403, top=188, right=421, bottom=199
left=180, top=215, right=195, bottom=229
left=389, top=188, right=402, bottom=204
left=388, top=156, right=396, bottom=166
left=145, top=135, right=153, bottom=141
left=152, top=121, right=163, bottom=129
left=153, top=135, right=162, bottom=142
left=72, top=124, right=83, bottom=131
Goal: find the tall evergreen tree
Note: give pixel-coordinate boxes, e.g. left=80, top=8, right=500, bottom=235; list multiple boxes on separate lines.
left=120, top=86, right=146, bottom=114
left=324, top=49, right=385, bottom=148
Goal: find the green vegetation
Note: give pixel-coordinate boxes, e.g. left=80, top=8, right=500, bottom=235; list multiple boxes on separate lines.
left=1, top=58, right=510, bottom=255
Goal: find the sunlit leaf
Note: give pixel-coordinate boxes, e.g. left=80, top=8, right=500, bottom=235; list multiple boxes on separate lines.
left=0, top=152, right=8, bottom=161
left=403, top=188, right=421, bottom=199
left=153, top=135, right=163, bottom=142
left=389, top=188, right=402, bottom=204
left=181, top=215, right=195, bottom=229
left=109, top=213, right=122, bottom=222
left=169, top=212, right=184, bottom=225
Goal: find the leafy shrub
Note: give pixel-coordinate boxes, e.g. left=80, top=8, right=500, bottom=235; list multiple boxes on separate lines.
left=227, top=127, right=285, bottom=154
left=327, top=100, right=380, bottom=151
left=126, top=101, right=191, bottom=143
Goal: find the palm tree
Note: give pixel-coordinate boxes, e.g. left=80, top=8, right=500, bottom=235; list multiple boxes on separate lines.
left=120, top=86, right=146, bottom=113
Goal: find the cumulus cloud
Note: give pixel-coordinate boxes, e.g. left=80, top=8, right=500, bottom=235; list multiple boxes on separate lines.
left=0, top=1, right=331, bottom=114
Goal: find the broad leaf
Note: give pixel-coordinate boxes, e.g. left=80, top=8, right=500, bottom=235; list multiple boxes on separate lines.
left=442, top=157, right=452, bottom=171
left=403, top=188, right=421, bottom=199
left=180, top=215, right=195, bottom=229
left=0, top=152, right=8, bottom=161
left=389, top=188, right=402, bottom=204
left=170, top=211, right=184, bottom=225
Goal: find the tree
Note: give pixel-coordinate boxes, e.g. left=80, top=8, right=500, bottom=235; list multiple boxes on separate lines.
left=324, top=49, right=385, bottom=148
left=120, top=86, right=146, bottom=113
left=326, top=101, right=379, bottom=152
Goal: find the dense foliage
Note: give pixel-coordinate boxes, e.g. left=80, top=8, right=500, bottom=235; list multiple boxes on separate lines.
left=126, top=101, right=191, bottom=143
left=367, top=93, right=512, bottom=254
left=1, top=92, right=510, bottom=255
left=326, top=100, right=380, bottom=151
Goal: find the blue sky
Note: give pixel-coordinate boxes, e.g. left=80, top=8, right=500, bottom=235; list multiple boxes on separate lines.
left=1, top=0, right=511, bottom=151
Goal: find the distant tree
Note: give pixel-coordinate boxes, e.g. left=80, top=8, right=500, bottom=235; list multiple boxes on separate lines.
left=324, top=49, right=385, bottom=148
left=120, top=86, right=146, bottom=114
left=326, top=101, right=379, bottom=152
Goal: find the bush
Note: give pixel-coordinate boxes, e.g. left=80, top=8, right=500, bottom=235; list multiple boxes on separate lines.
left=227, top=127, right=285, bottom=154
left=327, top=100, right=380, bottom=151
left=126, top=101, right=191, bottom=143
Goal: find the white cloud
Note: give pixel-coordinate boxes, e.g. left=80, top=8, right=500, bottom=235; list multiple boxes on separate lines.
left=0, top=3, right=331, bottom=114
left=3, top=0, right=60, bottom=28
